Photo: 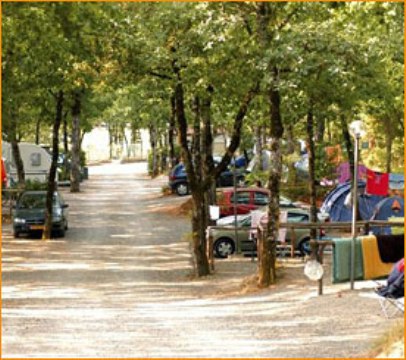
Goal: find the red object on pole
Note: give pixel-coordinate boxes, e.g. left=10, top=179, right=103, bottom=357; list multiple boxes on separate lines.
left=1, top=159, right=7, bottom=187
left=366, top=169, right=389, bottom=196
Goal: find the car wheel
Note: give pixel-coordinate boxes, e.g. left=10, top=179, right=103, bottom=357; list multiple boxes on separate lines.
left=298, top=237, right=311, bottom=256
left=214, top=238, right=235, bottom=258
left=175, top=183, right=189, bottom=196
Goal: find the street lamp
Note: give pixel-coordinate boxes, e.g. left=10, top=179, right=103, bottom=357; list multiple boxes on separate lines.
left=348, top=120, right=366, bottom=290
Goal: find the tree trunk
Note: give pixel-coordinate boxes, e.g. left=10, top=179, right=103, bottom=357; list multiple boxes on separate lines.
left=191, top=190, right=210, bottom=276
left=63, top=111, right=69, bottom=155
left=70, top=91, right=81, bottom=192
left=201, top=86, right=216, bottom=205
left=149, top=124, right=158, bottom=177
left=256, top=125, right=264, bottom=171
left=43, top=91, right=64, bottom=240
left=62, top=111, right=69, bottom=177
left=169, top=95, right=177, bottom=168
left=35, top=119, right=41, bottom=145
left=306, top=106, right=318, bottom=244
left=10, top=117, right=25, bottom=186
left=173, top=63, right=207, bottom=276
left=173, top=57, right=257, bottom=277
left=260, top=69, right=284, bottom=288
left=340, top=114, right=354, bottom=180
left=11, top=139, right=25, bottom=186
left=192, top=96, right=202, bottom=183
left=315, top=116, right=325, bottom=143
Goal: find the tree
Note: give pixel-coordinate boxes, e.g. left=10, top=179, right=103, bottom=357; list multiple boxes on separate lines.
left=43, top=91, right=64, bottom=240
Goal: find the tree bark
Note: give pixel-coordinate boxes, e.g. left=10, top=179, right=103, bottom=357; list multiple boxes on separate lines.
left=149, top=124, right=158, bottom=177
left=340, top=114, right=354, bottom=180
left=173, top=63, right=206, bottom=276
left=168, top=95, right=177, bottom=168
left=173, top=57, right=257, bottom=277
left=192, top=96, right=202, bottom=184
left=35, top=119, right=41, bottom=145
left=62, top=111, right=69, bottom=176
left=306, top=105, right=318, bottom=243
left=315, top=116, right=325, bottom=143
left=261, top=70, right=284, bottom=287
left=191, top=190, right=210, bottom=276
left=70, top=91, right=82, bottom=193
left=213, top=84, right=259, bottom=179
left=43, top=91, right=64, bottom=240
left=256, top=125, right=264, bottom=171
left=10, top=116, right=25, bottom=186
left=201, top=86, right=216, bottom=205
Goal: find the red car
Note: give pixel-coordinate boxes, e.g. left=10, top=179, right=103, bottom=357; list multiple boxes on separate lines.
left=217, top=187, right=297, bottom=217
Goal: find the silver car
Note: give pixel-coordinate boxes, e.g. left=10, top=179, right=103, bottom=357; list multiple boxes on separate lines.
left=212, top=208, right=319, bottom=258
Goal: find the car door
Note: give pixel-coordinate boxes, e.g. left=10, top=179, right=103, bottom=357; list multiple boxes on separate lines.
left=253, top=191, right=269, bottom=207
left=229, top=190, right=254, bottom=214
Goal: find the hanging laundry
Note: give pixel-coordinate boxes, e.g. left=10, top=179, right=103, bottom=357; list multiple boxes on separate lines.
left=359, top=235, right=393, bottom=280
left=366, top=169, right=389, bottom=196
left=376, top=234, right=404, bottom=263
left=332, top=237, right=364, bottom=283
left=336, top=162, right=367, bottom=184
left=389, top=173, right=404, bottom=190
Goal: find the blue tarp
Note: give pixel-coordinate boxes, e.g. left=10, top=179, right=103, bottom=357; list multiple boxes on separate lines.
left=389, top=173, right=404, bottom=190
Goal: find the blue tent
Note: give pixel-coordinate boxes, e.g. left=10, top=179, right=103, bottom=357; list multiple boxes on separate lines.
left=321, top=181, right=385, bottom=222
left=370, top=196, right=404, bottom=235
left=371, top=196, right=404, bottom=220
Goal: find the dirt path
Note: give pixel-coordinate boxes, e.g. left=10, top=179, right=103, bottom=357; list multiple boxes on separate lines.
left=1, top=162, right=402, bottom=357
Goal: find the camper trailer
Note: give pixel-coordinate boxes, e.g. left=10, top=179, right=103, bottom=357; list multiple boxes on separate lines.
left=1, top=141, right=55, bottom=184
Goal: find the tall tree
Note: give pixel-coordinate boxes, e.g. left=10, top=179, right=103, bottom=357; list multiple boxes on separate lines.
left=43, top=91, right=64, bottom=239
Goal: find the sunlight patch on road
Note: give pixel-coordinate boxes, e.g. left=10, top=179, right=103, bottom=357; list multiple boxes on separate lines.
left=3, top=262, right=92, bottom=271
left=2, top=286, right=89, bottom=300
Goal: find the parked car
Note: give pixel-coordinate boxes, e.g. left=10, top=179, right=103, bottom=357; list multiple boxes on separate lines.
left=212, top=207, right=324, bottom=258
left=168, top=162, right=246, bottom=196
left=13, top=190, right=69, bottom=238
left=217, top=187, right=297, bottom=217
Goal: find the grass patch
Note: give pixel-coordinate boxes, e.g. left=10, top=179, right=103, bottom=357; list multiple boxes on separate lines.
left=368, top=320, right=404, bottom=358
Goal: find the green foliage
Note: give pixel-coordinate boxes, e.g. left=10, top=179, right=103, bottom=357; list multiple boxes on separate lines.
left=2, top=1, right=403, bottom=177
left=22, top=179, right=48, bottom=191
left=244, top=170, right=269, bottom=187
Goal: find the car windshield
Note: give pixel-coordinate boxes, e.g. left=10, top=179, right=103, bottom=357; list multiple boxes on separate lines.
left=18, top=194, right=57, bottom=209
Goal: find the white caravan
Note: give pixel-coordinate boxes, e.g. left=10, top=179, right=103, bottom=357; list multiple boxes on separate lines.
left=1, top=141, right=55, bottom=183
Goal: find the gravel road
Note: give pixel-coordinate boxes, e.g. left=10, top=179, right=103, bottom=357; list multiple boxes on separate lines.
left=1, top=162, right=402, bottom=358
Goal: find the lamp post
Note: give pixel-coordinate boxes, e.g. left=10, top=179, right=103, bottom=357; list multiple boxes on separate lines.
left=348, top=120, right=366, bottom=290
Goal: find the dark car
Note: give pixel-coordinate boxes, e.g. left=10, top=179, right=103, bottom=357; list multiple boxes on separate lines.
left=168, top=162, right=246, bottom=196
left=13, top=190, right=69, bottom=238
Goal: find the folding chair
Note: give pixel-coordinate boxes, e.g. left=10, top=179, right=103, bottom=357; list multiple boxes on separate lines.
left=375, top=271, right=404, bottom=319
left=377, top=295, right=404, bottom=319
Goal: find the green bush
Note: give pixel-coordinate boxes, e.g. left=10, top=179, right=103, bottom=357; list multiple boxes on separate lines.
left=23, top=179, right=48, bottom=191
